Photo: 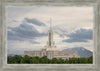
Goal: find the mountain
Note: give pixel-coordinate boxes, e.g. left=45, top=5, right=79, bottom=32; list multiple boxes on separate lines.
left=63, top=47, right=93, bottom=57
left=8, top=54, right=17, bottom=56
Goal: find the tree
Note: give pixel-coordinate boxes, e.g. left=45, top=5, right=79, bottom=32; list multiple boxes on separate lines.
left=7, top=55, right=93, bottom=64
left=65, top=59, right=68, bottom=64
left=32, top=56, right=40, bottom=64
left=57, top=58, right=64, bottom=64
left=88, top=56, right=93, bottom=63
left=39, top=56, right=49, bottom=63
left=21, top=55, right=32, bottom=64
left=7, top=55, right=22, bottom=64
left=51, top=58, right=58, bottom=64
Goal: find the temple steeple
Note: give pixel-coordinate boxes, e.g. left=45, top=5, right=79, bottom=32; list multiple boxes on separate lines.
left=46, top=18, right=56, bottom=48
left=50, top=18, right=52, bottom=30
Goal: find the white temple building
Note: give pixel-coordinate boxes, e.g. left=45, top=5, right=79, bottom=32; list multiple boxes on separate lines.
left=24, top=18, right=79, bottom=59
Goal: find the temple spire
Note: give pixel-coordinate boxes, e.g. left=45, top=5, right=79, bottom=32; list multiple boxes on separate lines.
left=50, top=18, right=52, bottom=30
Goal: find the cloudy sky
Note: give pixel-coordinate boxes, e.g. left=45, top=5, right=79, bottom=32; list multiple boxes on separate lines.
left=7, top=6, right=94, bottom=55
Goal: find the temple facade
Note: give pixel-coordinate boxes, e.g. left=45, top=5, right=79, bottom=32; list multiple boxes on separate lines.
left=24, top=19, right=79, bottom=59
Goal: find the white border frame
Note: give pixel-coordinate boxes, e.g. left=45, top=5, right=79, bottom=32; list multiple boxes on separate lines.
left=0, top=0, right=99, bottom=71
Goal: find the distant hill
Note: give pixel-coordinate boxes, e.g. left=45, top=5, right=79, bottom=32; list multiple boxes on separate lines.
left=63, top=47, right=93, bottom=58
left=8, top=54, right=17, bottom=56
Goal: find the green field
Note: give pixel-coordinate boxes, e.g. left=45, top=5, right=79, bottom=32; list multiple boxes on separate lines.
left=7, top=55, right=93, bottom=64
